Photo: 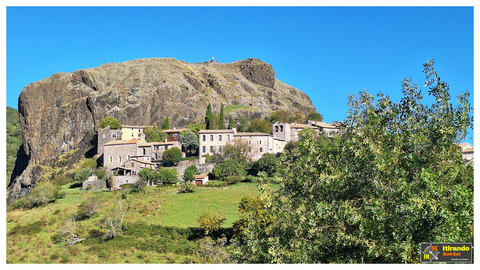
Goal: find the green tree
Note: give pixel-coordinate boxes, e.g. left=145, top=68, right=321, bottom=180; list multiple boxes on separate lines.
left=181, top=130, right=199, bottom=156
left=162, top=147, right=183, bottom=164
left=218, top=103, right=225, bottom=129
left=306, top=111, right=323, bottom=122
left=235, top=117, right=249, bottom=132
left=98, top=116, right=121, bottom=129
left=158, top=168, right=178, bottom=185
left=247, top=118, right=273, bottom=134
left=81, top=158, right=97, bottom=169
left=138, top=167, right=160, bottom=185
left=212, top=159, right=245, bottom=181
left=143, top=124, right=168, bottom=142
left=232, top=60, right=473, bottom=263
left=228, top=115, right=235, bottom=129
left=162, top=117, right=171, bottom=130
left=250, top=153, right=279, bottom=177
left=74, top=168, right=92, bottom=182
left=187, top=121, right=206, bottom=135
left=183, top=165, right=199, bottom=183
left=6, top=107, right=22, bottom=184
left=205, top=103, right=214, bottom=130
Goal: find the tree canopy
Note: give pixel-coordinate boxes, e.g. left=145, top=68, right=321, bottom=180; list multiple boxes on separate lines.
left=143, top=124, right=168, bottom=143
left=98, top=116, right=121, bottom=129
left=232, top=60, right=473, bottom=263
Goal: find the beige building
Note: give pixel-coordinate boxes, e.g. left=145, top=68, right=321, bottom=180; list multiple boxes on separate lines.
left=198, top=128, right=286, bottom=164
left=458, top=142, right=474, bottom=164
left=138, top=141, right=182, bottom=161
left=198, top=129, right=236, bottom=164
left=121, top=125, right=148, bottom=140
left=273, top=121, right=338, bottom=143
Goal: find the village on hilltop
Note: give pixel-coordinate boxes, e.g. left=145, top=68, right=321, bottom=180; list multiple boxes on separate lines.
left=85, top=120, right=339, bottom=189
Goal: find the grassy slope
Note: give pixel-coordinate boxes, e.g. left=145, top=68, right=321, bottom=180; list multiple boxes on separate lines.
left=6, top=182, right=266, bottom=263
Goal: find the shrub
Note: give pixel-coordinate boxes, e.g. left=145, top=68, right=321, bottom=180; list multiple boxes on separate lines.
left=205, top=181, right=227, bottom=188
left=81, top=158, right=98, bottom=169
left=27, top=181, right=58, bottom=206
left=158, top=168, right=178, bottom=185
left=120, top=183, right=134, bottom=190
left=74, top=168, right=92, bottom=182
left=52, top=174, right=73, bottom=186
left=177, top=184, right=196, bottom=194
left=197, top=211, right=226, bottom=235
left=212, top=159, right=245, bottom=181
left=94, top=167, right=107, bottom=180
left=163, top=147, right=183, bottom=164
left=7, top=198, right=28, bottom=211
left=77, top=197, right=100, bottom=219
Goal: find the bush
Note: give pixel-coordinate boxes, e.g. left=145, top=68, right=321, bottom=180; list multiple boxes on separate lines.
left=77, top=197, right=100, bottom=219
left=197, top=211, right=226, bottom=235
left=158, top=168, right=179, bottom=185
left=52, top=174, right=73, bottom=186
left=163, top=147, right=183, bottom=164
left=212, top=159, right=245, bottom=181
left=81, top=158, right=97, bottom=169
left=177, top=184, right=196, bottom=194
left=7, top=198, right=29, bottom=211
left=74, top=168, right=92, bottom=182
left=205, top=181, right=227, bottom=188
left=27, top=181, right=58, bottom=206
left=94, top=167, right=107, bottom=180
left=120, top=183, right=134, bottom=190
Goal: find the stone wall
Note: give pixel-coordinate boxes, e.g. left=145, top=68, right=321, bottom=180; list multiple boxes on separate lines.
left=82, top=175, right=107, bottom=190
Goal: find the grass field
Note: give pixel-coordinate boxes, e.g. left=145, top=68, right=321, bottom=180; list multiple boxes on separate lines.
left=6, top=182, right=267, bottom=263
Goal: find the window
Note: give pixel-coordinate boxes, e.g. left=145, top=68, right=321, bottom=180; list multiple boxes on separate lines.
left=143, top=148, right=146, bottom=155
left=131, top=162, right=134, bottom=167
left=259, top=140, right=262, bottom=145
left=112, top=132, right=117, bottom=139
left=203, top=146, right=206, bottom=153
left=227, top=135, right=231, bottom=141
left=280, top=125, right=284, bottom=132
left=260, top=147, right=263, bottom=153
left=218, top=145, right=223, bottom=152
left=203, top=135, right=206, bottom=141
left=118, top=156, right=122, bottom=163
left=275, top=126, right=279, bottom=132
left=210, top=135, right=214, bottom=141
left=210, top=146, right=214, bottom=153
left=219, top=135, right=222, bottom=141
left=109, top=156, right=113, bottom=163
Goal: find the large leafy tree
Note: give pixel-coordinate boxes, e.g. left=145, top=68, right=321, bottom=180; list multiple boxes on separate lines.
left=98, top=116, right=121, bottom=129
left=232, top=60, right=473, bottom=263
left=247, top=118, right=273, bottom=134
left=181, top=130, right=199, bottom=156
left=162, top=117, right=171, bottom=130
left=143, top=124, right=167, bottom=142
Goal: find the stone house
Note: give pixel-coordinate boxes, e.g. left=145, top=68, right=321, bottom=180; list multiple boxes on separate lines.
left=138, top=141, right=183, bottom=161
left=307, top=120, right=340, bottom=137
left=235, top=132, right=285, bottom=161
left=97, top=126, right=123, bottom=156
left=103, top=137, right=145, bottom=171
left=458, top=142, right=474, bottom=164
left=198, top=129, right=236, bottom=164
left=273, top=121, right=339, bottom=143
left=198, top=128, right=286, bottom=164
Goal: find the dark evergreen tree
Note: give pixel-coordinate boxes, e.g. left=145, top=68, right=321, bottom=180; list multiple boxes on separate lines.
left=219, top=103, right=225, bottom=129
left=205, top=103, right=214, bottom=130
left=228, top=115, right=235, bottom=129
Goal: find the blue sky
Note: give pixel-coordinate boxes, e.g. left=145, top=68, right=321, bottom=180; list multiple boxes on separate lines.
left=5, top=6, right=474, bottom=144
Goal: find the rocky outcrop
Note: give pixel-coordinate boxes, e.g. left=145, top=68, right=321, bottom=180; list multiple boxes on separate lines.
left=7, top=57, right=316, bottom=203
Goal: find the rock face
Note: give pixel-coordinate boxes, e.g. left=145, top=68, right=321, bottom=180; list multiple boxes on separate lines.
left=7, top=57, right=315, bottom=203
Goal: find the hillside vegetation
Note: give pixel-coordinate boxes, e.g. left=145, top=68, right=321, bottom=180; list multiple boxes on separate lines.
left=6, top=107, right=22, bottom=186
left=6, top=183, right=266, bottom=263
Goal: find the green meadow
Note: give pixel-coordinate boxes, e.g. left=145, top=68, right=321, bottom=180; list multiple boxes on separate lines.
left=6, top=182, right=268, bottom=263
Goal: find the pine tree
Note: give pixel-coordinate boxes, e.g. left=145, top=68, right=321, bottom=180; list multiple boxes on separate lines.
left=219, top=103, right=225, bottom=129
left=228, top=115, right=235, bottom=129
left=162, top=117, right=170, bottom=130
left=205, top=103, right=214, bottom=130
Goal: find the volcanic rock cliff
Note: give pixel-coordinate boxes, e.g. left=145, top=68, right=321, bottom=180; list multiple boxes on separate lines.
left=7, top=57, right=315, bottom=203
